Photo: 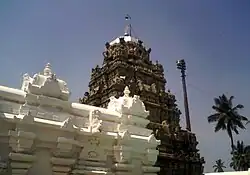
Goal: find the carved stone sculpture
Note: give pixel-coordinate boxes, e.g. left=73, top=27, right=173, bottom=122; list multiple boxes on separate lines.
left=62, top=116, right=75, bottom=129
left=88, top=110, right=103, bottom=133
left=162, top=120, right=170, bottom=135
left=151, top=83, right=157, bottom=93
left=137, top=80, right=144, bottom=91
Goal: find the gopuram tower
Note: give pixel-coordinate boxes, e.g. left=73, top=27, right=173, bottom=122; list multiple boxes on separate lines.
left=80, top=16, right=205, bottom=175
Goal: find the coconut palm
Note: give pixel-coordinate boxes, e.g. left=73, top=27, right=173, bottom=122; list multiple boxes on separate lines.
left=230, top=141, right=250, bottom=171
left=213, top=159, right=226, bottom=172
left=207, top=94, right=248, bottom=150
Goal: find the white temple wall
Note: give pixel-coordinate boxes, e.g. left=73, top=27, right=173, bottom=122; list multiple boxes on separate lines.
left=0, top=63, right=160, bottom=175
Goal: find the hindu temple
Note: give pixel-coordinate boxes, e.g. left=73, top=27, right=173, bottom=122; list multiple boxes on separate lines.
left=80, top=18, right=205, bottom=175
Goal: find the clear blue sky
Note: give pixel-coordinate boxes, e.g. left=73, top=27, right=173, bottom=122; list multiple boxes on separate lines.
left=0, top=0, right=250, bottom=172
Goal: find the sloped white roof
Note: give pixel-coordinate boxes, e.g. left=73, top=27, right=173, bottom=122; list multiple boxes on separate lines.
left=109, top=35, right=147, bottom=48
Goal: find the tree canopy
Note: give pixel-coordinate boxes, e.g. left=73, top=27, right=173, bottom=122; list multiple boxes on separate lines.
left=213, top=159, right=226, bottom=172
left=230, top=141, right=250, bottom=171
left=207, top=94, right=248, bottom=150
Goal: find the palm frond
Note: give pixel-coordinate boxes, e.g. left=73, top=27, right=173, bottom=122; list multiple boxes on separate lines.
left=233, top=104, right=244, bottom=110
left=233, top=119, right=246, bottom=129
left=239, top=115, right=248, bottom=121
left=212, top=105, right=224, bottom=113
left=233, top=127, right=239, bottom=134
left=229, top=96, right=234, bottom=106
left=244, top=145, right=250, bottom=152
left=235, top=141, right=244, bottom=153
left=221, top=94, right=229, bottom=103
left=215, top=124, right=222, bottom=132
left=215, top=118, right=226, bottom=132
left=208, top=113, right=220, bottom=123
left=212, top=105, right=227, bottom=113
left=214, top=97, right=221, bottom=106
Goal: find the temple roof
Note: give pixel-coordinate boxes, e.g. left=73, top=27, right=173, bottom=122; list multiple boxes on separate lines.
left=108, top=15, right=147, bottom=48
left=109, top=35, right=145, bottom=47
left=108, top=35, right=149, bottom=51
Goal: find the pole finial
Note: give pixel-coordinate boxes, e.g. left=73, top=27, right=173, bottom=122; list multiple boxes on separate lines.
left=124, top=14, right=132, bottom=36
left=44, top=63, right=52, bottom=76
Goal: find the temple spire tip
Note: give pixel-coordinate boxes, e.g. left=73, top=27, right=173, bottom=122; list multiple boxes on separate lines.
left=124, top=14, right=132, bottom=36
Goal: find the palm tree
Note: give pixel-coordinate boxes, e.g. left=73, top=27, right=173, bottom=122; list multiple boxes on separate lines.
left=207, top=94, right=248, bottom=150
left=213, top=159, right=226, bottom=172
left=230, top=141, right=250, bottom=171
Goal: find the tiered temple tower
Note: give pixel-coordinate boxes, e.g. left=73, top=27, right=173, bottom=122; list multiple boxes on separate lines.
left=80, top=17, right=205, bottom=175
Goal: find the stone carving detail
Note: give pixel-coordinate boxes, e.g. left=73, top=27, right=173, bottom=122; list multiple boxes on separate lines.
left=88, top=136, right=100, bottom=146
left=22, top=110, right=35, bottom=123
left=137, top=80, right=144, bottom=91
left=62, top=116, right=75, bottom=129
left=108, top=96, right=119, bottom=111
left=107, top=86, right=149, bottom=118
left=162, top=120, right=170, bottom=135
left=151, top=83, right=157, bottom=93
left=130, top=95, right=149, bottom=117
left=88, top=151, right=98, bottom=158
left=21, top=73, right=31, bottom=92
left=104, top=36, right=151, bottom=62
left=88, top=110, right=102, bottom=133
left=79, top=92, right=89, bottom=104
left=21, top=63, right=71, bottom=101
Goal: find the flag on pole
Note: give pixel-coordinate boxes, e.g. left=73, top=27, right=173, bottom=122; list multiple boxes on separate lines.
left=125, top=14, right=131, bottom=20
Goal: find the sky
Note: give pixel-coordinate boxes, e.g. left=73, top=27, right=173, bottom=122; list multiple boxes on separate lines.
left=0, top=0, right=250, bottom=173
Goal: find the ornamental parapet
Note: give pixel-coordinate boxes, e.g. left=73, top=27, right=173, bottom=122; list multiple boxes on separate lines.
left=0, top=63, right=160, bottom=175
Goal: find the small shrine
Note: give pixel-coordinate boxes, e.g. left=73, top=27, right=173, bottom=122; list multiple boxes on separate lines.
left=0, top=63, right=160, bottom=175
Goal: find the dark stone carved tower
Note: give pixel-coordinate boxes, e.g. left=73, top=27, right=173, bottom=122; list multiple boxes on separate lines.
left=80, top=18, right=205, bottom=175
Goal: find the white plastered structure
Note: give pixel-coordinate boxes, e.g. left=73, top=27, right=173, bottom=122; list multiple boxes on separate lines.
left=0, top=63, right=160, bottom=175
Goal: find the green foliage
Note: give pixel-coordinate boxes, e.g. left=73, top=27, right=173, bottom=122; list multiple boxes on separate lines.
left=230, top=141, right=250, bottom=171
left=213, top=159, right=226, bottom=172
left=207, top=94, right=248, bottom=150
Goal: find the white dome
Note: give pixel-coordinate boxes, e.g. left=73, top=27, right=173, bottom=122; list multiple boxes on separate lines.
left=109, top=35, right=147, bottom=48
